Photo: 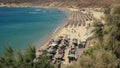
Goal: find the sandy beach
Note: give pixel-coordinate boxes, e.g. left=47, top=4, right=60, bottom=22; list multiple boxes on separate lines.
left=35, top=7, right=104, bottom=67
left=37, top=8, right=103, bottom=48
left=0, top=3, right=104, bottom=66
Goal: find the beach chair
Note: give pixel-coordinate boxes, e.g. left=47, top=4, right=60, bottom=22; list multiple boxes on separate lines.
left=78, top=43, right=84, bottom=48
left=68, top=53, right=75, bottom=63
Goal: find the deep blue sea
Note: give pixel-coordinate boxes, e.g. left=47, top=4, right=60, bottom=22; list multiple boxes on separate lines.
left=0, top=7, right=67, bottom=55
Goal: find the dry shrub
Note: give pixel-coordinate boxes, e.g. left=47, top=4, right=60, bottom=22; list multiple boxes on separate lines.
left=92, top=50, right=118, bottom=68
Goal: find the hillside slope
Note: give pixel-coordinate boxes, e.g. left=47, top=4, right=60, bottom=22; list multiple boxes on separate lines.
left=0, top=0, right=118, bottom=8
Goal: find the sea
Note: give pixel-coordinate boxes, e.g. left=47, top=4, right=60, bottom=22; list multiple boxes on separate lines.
left=0, top=7, right=67, bottom=55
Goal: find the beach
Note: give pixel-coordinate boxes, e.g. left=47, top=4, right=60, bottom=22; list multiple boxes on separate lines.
left=35, top=7, right=104, bottom=67
left=0, top=3, right=104, bottom=66
left=36, top=8, right=103, bottom=48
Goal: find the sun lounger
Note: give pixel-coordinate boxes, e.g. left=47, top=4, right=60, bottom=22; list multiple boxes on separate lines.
left=68, top=54, right=75, bottom=63
left=55, top=54, right=64, bottom=59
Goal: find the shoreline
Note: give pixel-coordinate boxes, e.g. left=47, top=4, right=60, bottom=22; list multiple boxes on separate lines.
left=0, top=4, right=104, bottom=66
left=0, top=3, right=68, bottom=10
left=0, top=4, right=103, bottom=47
left=35, top=15, right=68, bottom=50
left=35, top=12, right=69, bottom=50
left=0, top=4, right=69, bottom=49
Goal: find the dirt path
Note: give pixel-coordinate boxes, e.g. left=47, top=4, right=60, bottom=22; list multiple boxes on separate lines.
left=63, top=47, right=70, bottom=65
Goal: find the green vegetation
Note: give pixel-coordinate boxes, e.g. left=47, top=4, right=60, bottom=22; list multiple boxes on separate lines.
left=67, top=4, right=120, bottom=68
left=93, top=21, right=104, bottom=45
left=0, top=1, right=120, bottom=68
left=0, top=46, right=53, bottom=68
left=35, top=50, right=54, bottom=68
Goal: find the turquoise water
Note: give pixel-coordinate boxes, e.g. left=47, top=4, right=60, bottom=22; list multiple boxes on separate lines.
left=0, top=7, right=67, bottom=55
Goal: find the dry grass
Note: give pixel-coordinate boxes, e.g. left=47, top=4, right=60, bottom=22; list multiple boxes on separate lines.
left=66, top=49, right=119, bottom=68
left=0, top=0, right=118, bottom=8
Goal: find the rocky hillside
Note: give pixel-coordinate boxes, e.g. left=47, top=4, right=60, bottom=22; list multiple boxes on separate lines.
left=0, top=0, right=118, bottom=8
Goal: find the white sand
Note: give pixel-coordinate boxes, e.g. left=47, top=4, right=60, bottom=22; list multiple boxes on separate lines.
left=36, top=8, right=104, bottom=65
